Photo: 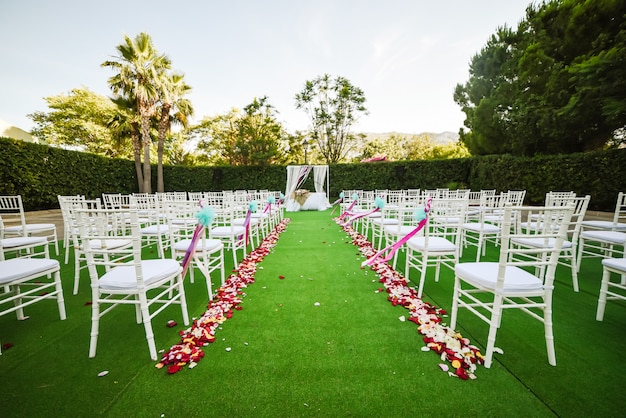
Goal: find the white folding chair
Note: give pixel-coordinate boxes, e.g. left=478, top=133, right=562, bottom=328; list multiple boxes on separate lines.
left=405, top=196, right=467, bottom=298
left=76, top=207, right=189, bottom=361
left=0, top=195, right=59, bottom=255
left=130, top=194, right=170, bottom=258
left=596, top=256, right=626, bottom=321
left=69, top=199, right=133, bottom=295
left=461, top=192, right=506, bottom=261
left=210, top=206, right=246, bottom=269
left=168, top=202, right=225, bottom=300
left=0, top=240, right=66, bottom=354
left=517, top=195, right=590, bottom=292
left=1, top=215, right=50, bottom=261
left=450, top=204, right=574, bottom=368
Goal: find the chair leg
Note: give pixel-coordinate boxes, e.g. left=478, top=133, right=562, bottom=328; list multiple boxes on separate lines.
left=89, top=302, right=100, bottom=358
left=569, top=253, right=579, bottom=292
left=596, top=268, right=611, bottom=321
left=73, top=251, right=81, bottom=295
left=178, top=276, right=190, bottom=326
left=138, top=293, right=158, bottom=361
left=219, top=249, right=226, bottom=286
left=543, top=295, right=556, bottom=366
left=483, top=295, right=504, bottom=368
left=54, top=271, right=67, bottom=320
left=450, top=276, right=461, bottom=329
left=416, top=254, right=428, bottom=299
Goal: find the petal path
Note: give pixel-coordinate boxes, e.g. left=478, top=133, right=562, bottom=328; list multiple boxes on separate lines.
left=157, top=218, right=290, bottom=374
left=336, top=217, right=484, bottom=380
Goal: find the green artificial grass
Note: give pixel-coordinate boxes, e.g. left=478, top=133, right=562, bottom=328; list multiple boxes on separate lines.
left=1, top=209, right=625, bottom=417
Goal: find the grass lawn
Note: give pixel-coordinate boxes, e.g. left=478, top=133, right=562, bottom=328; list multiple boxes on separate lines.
left=0, top=209, right=625, bottom=417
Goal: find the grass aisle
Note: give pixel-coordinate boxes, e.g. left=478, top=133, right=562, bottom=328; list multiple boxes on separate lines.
left=107, top=210, right=553, bottom=417
left=5, top=210, right=621, bottom=417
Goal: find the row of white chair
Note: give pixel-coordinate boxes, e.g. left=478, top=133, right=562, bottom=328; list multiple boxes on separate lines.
left=349, top=189, right=626, bottom=368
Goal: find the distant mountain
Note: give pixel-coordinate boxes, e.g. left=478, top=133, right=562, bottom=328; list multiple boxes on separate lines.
left=0, top=119, right=38, bottom=143
left=360, top=131, right=459, bottom=145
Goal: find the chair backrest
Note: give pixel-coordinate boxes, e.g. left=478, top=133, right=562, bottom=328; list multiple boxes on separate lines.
left=75, top=207, right=140, bottom=271
left=500, top=204, right=574, bottom=287
left=429, top=196, right=468, bottom=243
left=545, top=191, right=576, bottom=205
left=505, top=190, right=526, bottom=206
left=0, top=195, right=26, bottom=233
left=102, top=193, right=131, bottom=209
left=611, top=192, right=626, bottom=228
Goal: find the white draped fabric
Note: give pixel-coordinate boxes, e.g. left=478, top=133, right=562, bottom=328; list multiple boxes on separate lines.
left=285, top=165, right=330, bottom=212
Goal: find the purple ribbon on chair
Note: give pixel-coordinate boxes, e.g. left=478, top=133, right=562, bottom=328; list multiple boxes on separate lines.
left=361, top=197, right=433, bottom=267
left=181, top=205, right=215, bottom=279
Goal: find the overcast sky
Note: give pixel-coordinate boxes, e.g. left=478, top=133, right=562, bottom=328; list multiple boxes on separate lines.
left=0, top=0, right=532, bottom=135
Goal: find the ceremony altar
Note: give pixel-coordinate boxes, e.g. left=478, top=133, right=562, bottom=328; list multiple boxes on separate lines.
left=285, top=165, right=331, bottom=212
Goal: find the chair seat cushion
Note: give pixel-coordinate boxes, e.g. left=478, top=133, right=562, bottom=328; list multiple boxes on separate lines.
left=233, top=217, right=260, bottom=226
left=87, top=238, right=132, bottom=250
left=462, top=223, right=500, bottom=233
left=511, top=237, right=572, bottom=250
left=372, top=218, right=398, bottom=226
left=582, top=220, right=626, bottom=231
left=1, top=236, right=48, bottom=248
left=455, top=262, right=543, bottom=292
left=580, top=230, right=626, bottom=244
left=98, top=259, right=182, bottom=290
left=384, top=225, right=422, bottom=237
left=406, top=236, right=456, bottom=252
left=172, top=218, right=198, bottom=227
left=141, top=225, right=170, bottom=235
left=211, top=226, right=246, bottom=237
left=5, top=223, right=56, bottom=233
left=602, top=257, right=626, bottom=271
left=0, top=258, right=60, bottom=284
left=173, top=238, right=223, bottom=252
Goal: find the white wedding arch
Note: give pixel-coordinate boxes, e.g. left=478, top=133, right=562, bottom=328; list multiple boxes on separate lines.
left=284, top=165, right=330, bottom=212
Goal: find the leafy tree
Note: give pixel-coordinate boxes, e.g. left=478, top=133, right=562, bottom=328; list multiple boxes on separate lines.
left=192, top=109, right=239, bottom=165
left=358, top=133, right=407, bottom=161
left=29, top=88, right=129, bottom=157
left=102, top=32, right=171, bottom=192
left=193, top=97, right=291, bottom=166
left=295, top=74, right=368, bottom=163
left=454, top=0, right=626, bottom=156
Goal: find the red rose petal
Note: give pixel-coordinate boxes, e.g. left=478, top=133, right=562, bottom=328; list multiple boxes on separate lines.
left=167, top=364, right=182, bottom=374
left=279, top=275, right=285, bottom=280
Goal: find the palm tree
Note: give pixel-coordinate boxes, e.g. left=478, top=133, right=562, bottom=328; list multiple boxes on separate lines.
left=108, top=96, right=143, bottom=189
left=102, top=32, right=171, bottom=193
left=156, top=72, right=193, bottom=192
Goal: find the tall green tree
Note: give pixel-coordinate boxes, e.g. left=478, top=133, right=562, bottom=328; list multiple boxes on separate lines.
left=29, top=88, right=128, bottom=156
left=102, top=32, right=171, bottom=192
left=193, top=97, right=291, bottom=166
left=156, top=72, right=193, bottom=192
left=454, top=0, right=626, bottom=156
left=108, top=96, right=144, bottom=186
left=295, top=74, right=368, bottom=163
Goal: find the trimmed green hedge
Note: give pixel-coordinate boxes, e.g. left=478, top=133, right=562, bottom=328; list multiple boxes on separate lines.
left=1, top=137, right=625, bottom=211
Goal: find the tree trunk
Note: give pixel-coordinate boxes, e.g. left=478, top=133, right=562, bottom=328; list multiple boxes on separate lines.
left=131, top=122, right=143, bottom=192
left=157, top=105, right=170, bottom=193
left=140, top=112, right=152, bottom=193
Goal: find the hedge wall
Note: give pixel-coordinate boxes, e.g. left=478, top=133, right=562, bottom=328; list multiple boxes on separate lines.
left=1, top=137, right=625, bottom=212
